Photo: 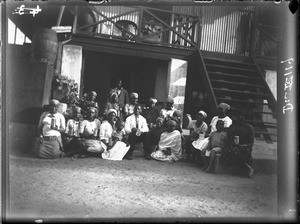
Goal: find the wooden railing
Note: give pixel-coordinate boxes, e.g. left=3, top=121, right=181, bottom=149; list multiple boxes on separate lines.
left=73, top=5, right=201, bottom=50
left=252, top=23, right=279, bottom=59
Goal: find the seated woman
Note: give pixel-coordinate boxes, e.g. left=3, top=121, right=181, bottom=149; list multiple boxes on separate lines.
left=150, top=119, right=182, bottom=162
left=202, top=120, right=227, bottom=173
left=79, top=91, right=99, bottom=119
left=101, top=109, right=130, bottom=161
left=224, top=111, right=254, bottom=178
left=63, top=106, right=83, bottom=157
left=186, top=110, right=208, bottom=162
left=78, top=107, right=103, bottom=157
left=209, top=103, right=232, bottom=134
left=37, top=99, right=66, bottom=159
left=103, top=92, right=121, bottom=120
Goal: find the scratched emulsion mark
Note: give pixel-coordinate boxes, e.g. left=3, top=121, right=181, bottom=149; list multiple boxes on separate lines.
left=12, top=5, right=42, bottom=17
left=280, top=58, right=294, bottom=115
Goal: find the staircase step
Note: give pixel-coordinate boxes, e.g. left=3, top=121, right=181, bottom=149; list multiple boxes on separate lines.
left=213, top=88, right=269, bottom=99
left=203, top=58, right=254, bottom=69
left=216, top=97, right=275, bottom=106
left=230, top=108, right=277, bottom=116
left=206, top=63, right=256, bottom=74
left=246, top=120, right=277, bottom=128
left=209, top=71, right=260, bottom=81
left=210, top=79, right=265, bottom=89
left=254, top=131, right=277, bottom=136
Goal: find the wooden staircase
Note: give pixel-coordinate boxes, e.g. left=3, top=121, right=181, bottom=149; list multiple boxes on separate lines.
left=203, top=56, right=277, bottom=143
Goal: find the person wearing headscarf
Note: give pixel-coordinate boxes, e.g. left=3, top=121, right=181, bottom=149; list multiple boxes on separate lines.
left=103, top=92, right=121, bottom=119
left=78, top=107, right=102, bottom=157
left=124, top=104, right=150, bottom=160
left=185, top=110, right=209, bottom=162
left=160, top=97, right=176, bottom=119
left=79, top=91, right=99, bottom=119
left=150, top=119, right=182, bottom=162
left=110, top=78, right=129, bottom=118
left=37, top=99, right=66, bottom=159
left=209, top=102, right=232, bottom=134
left=100, top=109, right=131, bottom=161
left=143, top=97, right=160, bottom=127
left=124, top=92, right=139, bottom=117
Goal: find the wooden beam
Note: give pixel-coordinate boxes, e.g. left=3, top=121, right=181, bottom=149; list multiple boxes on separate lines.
left=77, top=8, right=140, bottom=31
left=139, top=17, right=199, bottom=42
left=70, top=34, right=193, bottom=60
left=88, top=6, right=137, bottom=39
left=143, top=8, right=198, bottom=48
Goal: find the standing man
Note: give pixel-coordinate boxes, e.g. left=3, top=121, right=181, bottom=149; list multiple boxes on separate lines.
left=124, top=104, right=151, bottom=160
left=111, top=78, right=129, bottom=120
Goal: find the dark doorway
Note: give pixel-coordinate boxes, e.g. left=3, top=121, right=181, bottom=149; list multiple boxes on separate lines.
left=82, top=51, right=166, bottom=114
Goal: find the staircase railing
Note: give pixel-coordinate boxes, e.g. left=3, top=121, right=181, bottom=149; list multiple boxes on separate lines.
left=195, top=49, right=218, bottom=114
left=252, top=23, right=279, bottom=59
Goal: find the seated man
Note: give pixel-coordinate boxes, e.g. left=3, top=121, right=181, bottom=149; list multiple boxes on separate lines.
left=124, top=104, right=150, bottom=160
left=224, top=111, right=254, bottom=178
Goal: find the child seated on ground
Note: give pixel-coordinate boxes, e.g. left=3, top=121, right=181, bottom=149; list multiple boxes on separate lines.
left=110, top=119, right=129, bottom=149
left=202, top=120, right=227, bottom=173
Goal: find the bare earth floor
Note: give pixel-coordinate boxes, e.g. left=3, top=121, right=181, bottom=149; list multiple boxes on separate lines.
left=8, top=154, right=277, bottom=222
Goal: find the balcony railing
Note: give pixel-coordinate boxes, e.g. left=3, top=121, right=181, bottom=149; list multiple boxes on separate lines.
left=73, top=6, right=201, bottom=50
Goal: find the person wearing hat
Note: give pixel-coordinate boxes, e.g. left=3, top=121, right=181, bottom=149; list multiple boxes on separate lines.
left=143, top=97, right=159, bottom=128
left=209, top=102, right=232, bottom=134
left=185, top=110, right=209, bottom=162
left=103, top=92, right=121, bottom=119
left=150, top=119, right=182, bottom=162
left=78, top=107, right=102, bottom=157
left=124, top=104, right=151, bottom=160
left=99, top=108, right=118, bottom=147
left=124, top=92, right=139, bottom=118
left=37, top=99, right=66, bottom=159
left=110, top=78, right=129, bottom=118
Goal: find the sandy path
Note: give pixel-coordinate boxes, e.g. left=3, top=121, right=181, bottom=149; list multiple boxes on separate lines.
left=8, top=155, right=277, bottom=221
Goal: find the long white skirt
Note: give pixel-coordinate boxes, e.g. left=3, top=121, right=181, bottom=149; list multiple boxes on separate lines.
left=102, top=141, right=130, bottom=161
left=192, top=137, right=209, bottom=151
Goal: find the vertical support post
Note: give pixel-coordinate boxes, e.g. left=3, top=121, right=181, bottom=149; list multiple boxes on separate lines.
left=137, top=8, right=144, bottom=42
left=169, top=13, right=175, bottom=45
left=249, top=6, right=259, bottom=58
left=56, top=5, right=65, bottom=27
left=72, top=6, right=79, bottom=34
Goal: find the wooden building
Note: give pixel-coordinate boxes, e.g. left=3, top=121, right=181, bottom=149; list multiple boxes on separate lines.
left=6, top=1, right=282, bottom=148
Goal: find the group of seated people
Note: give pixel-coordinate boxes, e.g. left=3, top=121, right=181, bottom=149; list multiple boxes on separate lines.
left=37, top=85, right=255, bottom=178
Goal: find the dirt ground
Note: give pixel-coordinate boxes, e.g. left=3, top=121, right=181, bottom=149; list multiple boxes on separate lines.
left=7, top=152, right=277, bottom=222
